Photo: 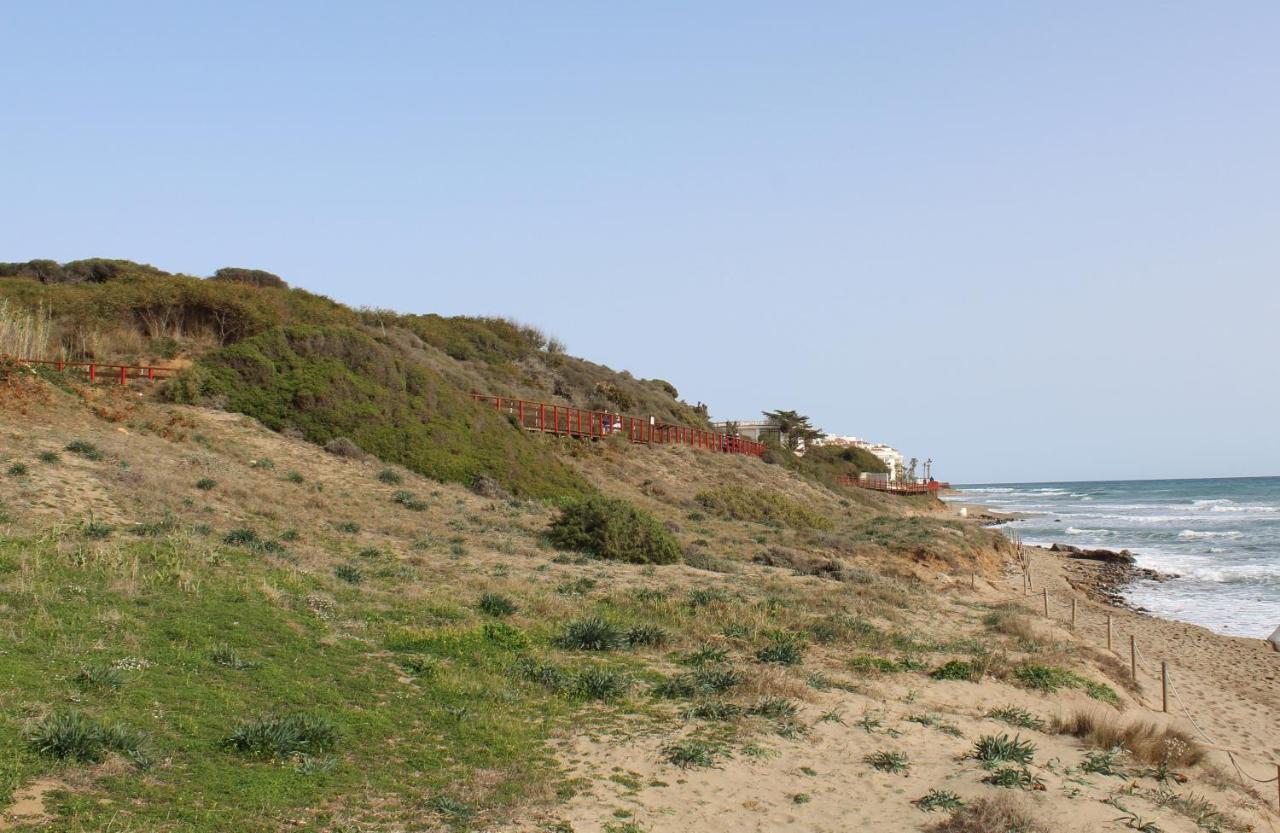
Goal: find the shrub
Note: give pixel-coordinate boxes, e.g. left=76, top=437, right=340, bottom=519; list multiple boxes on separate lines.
left=693, top=485, right=833, bottom=530
left=930, top=795, right=1049, bottom=833
left=478, top=593, right=517, bottom=617
left=211, top=645, right=254, bottom=670
left=210, top=267, right=288, bottom=289
left=747, top=697, right=797, bottom=720
left=65, top=440, right=103, bottom=460
left=335, top=521, right=360, bottom=534
left=377, top=468, right=403, bottom=485
left=931, top=660, right=978, bottom=682
left=83, top=519, right=114, bottom=539
left=1011, top=663, right=1077, bottom=692
left=755, top=633, right=804, bottom=666
left=392, top=490, right=427, bottom=511
left=224, top=528, right=261, bottom=547
left=1051, top=709, right=1202, bottom=767
left=681, top=643, right=729, bottom=667
left=915, top=789, right=965, bottom=812
left=685, top=701, right=742, bottom=721
left=324, top=436, right=363, bottom=458
left=983, top=766, right=1043, bottom=790
left=547, top=496, right=681, bottom=564
left=195, top=477, right=217, bottom=491
left=250, top=457, right=274, bottom=469
left=653, top=667, right=741, bottom=699
left=223, top=713, right=338, bottom=757
left=6, top=462, right=27, bottom=476
left=555, top=617, right=623, bottom=651
left=38, top=451, right=60, bottom=463
left=286, top=471, right=304, bottom=483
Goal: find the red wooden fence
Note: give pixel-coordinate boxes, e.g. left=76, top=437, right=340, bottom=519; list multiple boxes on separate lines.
left=469, top=393, right=766, bottom=458
left=835, top=474, right=944, bottom=495
left=5, top=356, right=177, bottom=384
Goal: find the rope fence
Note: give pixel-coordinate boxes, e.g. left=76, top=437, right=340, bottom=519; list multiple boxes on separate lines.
left=979, top=546, right=1280, bottom=814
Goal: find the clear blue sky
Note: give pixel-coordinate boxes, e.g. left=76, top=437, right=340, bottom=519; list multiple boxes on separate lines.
left=2, top=3, right=1277, bottom=483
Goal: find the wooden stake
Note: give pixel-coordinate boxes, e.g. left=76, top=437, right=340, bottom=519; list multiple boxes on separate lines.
left=1107, top=615, right=1113, bottom=651
left=1161, top=662, right=1168, bottom=713
left=1129, top=634, right=1137, bottom=682
left=1042, top=588, right=1049, bottom=617
left=1275, top=764, right=1279, bottom=812
left=1071, top=598, right=1077, bottom=628
left=971, top=572, right=976, bottom=591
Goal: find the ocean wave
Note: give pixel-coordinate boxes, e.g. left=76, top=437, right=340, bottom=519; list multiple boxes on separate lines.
left=1177, top=529, right=1243, bottom=540
left=1210, top=505, right=1277, bottom=513
left=1193, top=499, right=1234, bottom=506
left=1065, top=527, right=1112, bottom=536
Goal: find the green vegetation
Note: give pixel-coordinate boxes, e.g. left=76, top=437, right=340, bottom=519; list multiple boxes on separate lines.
left=865, top=750, right=910, bottom=773
left=26, top=712, right=149, bottom=766
left=915, top=789, right=964, bottom=812
left=170, top=325, right=589, bottom=498
left=986, top=706, right=1045, bottom=732
left=694, top=485, right=833, bottom=530
left=973, top=734, right=1036, bottom=767
left=478, top=592, right=518, bottom=617
left=930, top=659, right=979, bottom=682
left=65, top=439, right=103, bottom=460
left=547, top=495, right=681, bottom=564
left=222, top=713, right=339, bottom=758
left=1011, top=663, right=1118, bottom=703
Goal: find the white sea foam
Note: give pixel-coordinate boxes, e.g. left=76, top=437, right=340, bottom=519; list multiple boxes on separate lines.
left=1177, top=529, right=1243, bottom=540
left=1065, top=527, right=1111, bottom=536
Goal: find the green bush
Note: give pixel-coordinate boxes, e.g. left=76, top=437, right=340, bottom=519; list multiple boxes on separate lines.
left=195, top=477, right=217, bottom=491
left=27, top=712, right=147, bottom=765
left=65, top=440, right=103, bottom=461
left=930, top=660, right=978, bottom=682
left=478, top=593, right=517, bottom=617
left=6, top=462, right=27, bottom=477
left=547, top=496, right=681, bottom=564
left=756, top=633, right=805, bottom=666
left=693, top=485, right=832, bottom=530
left=555, top=617, right=624, bottom=651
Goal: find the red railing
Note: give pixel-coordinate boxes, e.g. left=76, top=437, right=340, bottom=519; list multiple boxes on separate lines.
left=836, top=474, right=944, bottom=495
left=4, top=357, right=177, bottom=384
left=470, top=393, right=766, bottom=458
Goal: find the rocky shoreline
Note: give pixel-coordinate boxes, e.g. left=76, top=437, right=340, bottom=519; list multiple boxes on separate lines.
left=1043, top=542, right=1175, bottom=610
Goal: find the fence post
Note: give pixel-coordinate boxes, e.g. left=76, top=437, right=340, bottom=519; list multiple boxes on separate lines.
left=89, top=363, right=96, bottom=383
left=1161, top=662, right=1168, bottom=713
left=119, top=365, right=127, bottom=385
left=1042, top=588, right=1049, bottom=617
left=1129, top=635, right=1137, bottom=682
left=1106, top=615, right=1113, bottom=651
left=1071, top=598, right=1077, bottom=628
left=971, top=572, right=976, bottom=590
left=538, top=404, right=545, bottom=432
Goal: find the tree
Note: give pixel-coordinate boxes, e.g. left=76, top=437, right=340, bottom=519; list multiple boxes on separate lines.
left=762, top=409, right=825, bottom=452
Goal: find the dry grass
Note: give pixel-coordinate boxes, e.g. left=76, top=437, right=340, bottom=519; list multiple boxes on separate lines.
left=1051, top=708, right=1204, bottom=767
left=0, top=300, right=57, bottom=359
left=985, top=603, right=1050, bottom=647
left=929, top=794, right=1048, bottom=833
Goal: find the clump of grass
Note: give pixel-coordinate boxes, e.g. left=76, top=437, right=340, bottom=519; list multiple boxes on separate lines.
left=285, top=471, right=304, bottom=483
left=747, top=697, right=797, bottom=720
left=687, top=588, right=729, bottom=608
left=930, top=660, right=978, bottom=681
left=65, top=440, right=103, bottom=461
left=624, top=625, right=668, bottom=648
left=682, top=643, right=729, bottom=666
left=249, top=457, right=274, bottom=469
left=6, top=462, right=28, bottom=476
left=547, top=495, right=682, bottom=564
left=1051, top=709, right=1202, bottom=767
left=555, top=617, right=623, bottom=651
left=906, top=714, right=962, bottom=736
left=334, top=564, right=364, bottom=584
left=986, top=706, right=1045, bottom=731
left=392, top=490, right=428, bottom=511
left=571, top=666, right=633, bottom=701
left=335, top=521, right=360, bottom=534
left=983, top=766, right=1043, bottom=790
left=195, top=477, right=217, bottom=491
left=27, top=712, right=147, bottom=765
left=1011, top=664, right=1119, bottom=704
left=849, top=654, right=904, bottom=674
left=478, top=592, right=517, bottom=617
left=83, top=519, right=114, bottom=539
left=684, top=701, right=742, bottom=721
left=653, top=667, right=741, bottom=699
left=694, top=485, right=833, bottom=530
left=38, top=450, right=60, bottom=463
left=1147, top=789, right=1248, bottom=833
left=224, top=528, right=261, bottom=547
left=1081, top=747, right=1122, bottom=776
left=973, top=734, right=1036, bottom=766
left=915, top=789, right=964, bottom=812
left=73, top=664, right=125, bottom=690
left=930, top=795, right=1048, bottom=833
left=211, top=645, right=254, bottom=670
left=222, top=713, right=338, bottom=757
left=377, top=468, right=403, bottom=484
left=865, top=750, right=910, bottom=774
left=278, top=528, right=299, bottom=542
left=755, top=632, right=804, bottom=666
left=425, top=795, right=474, bottom=824
left=662, top=739, right=726, bottom=768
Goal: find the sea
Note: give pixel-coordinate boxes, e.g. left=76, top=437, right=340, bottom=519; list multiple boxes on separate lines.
left=944, top=477, right=1280, bottom=638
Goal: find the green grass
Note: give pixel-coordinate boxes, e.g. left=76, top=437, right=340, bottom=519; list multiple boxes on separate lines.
left=985, top=706, right=1046, bottom=731
left=693, top=485, right=833, bottom=530
left=864, top=750, right=910, bottom=774
left=1011, top=663, right=1117, bottom=703
left=65, top=439, right=104, bottom=460
left=973, top=734, right=1036, bottom=767
left=914, top=788, right=964, bottom=812
left=930, top=659, right=978, bottom=681
left=0, top=533, right=579, bottom=831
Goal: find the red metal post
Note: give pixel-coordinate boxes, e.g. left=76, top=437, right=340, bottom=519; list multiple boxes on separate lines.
left=89, top=363, right=96, bottom=383
left=518, top=400, right=525, bottom=427
left=539, top=403, right=545, bottom=432
left=119, top=365, right=127, bottom=385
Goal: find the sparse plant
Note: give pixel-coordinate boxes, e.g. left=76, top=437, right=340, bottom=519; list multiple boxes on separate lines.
left=930, top=660, right=978, bottom=681
left=986, top=706, right=1045, bottom=731
left=335, top=521, right=360, bottom=534
left=915, top=789, right=964, bottom=812
left=478, top=592, right=518, bottom=617
left=747, top=697, right=797, bottom=720
left=973, top=734, right=1036, bottom=767
left=1081, top=747, right=1122, bottom=776
left=681, top=643, right=729, bottom=666
left=211, top=645, right=254, bottom=670
left=930, top=795, right=1048, bottom=833
left=425, top=795, right=474, bottom=823
left=38, top=450, right=60, bottom=463
left=571, top=666, right=632, bottom=701
left=623, top=625, right=668, bottom=647
left=662, top=739, right=725, bottom=768
left=27, top=712, right=147, bottom=765
left=83, top=518, right=114, bottom=539
left=684, top=701, right=742, bottom=721
left=555, top=617, right=623, bottom=651
left=653, top=666, right=741, bottom=699
left=865, top=750, right=909, bottom=773
left=195, top=477, right=217, bottom=491
left=286, top=470, right=304, bottom=483
left=334, top=564, right=364, bottom=584
left=984, top=765, right=1043, bottom=790
left=223, top=713, right=338, bottom=757
left=792, top=792, right=812, bottom=804
left=755, top=632, right=804, bottom=666
left=6, top=462, right=27, bottom=476
left=377, top=468, right=403, bottom=484
left=73, top=664, right=124, bottom=690
left=65, top=440, right=103, bottom=461
left=224, top=527, right=261, bottom=547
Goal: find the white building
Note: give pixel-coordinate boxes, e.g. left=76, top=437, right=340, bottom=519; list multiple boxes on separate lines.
left=816, top=435, right=905, bottom=481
